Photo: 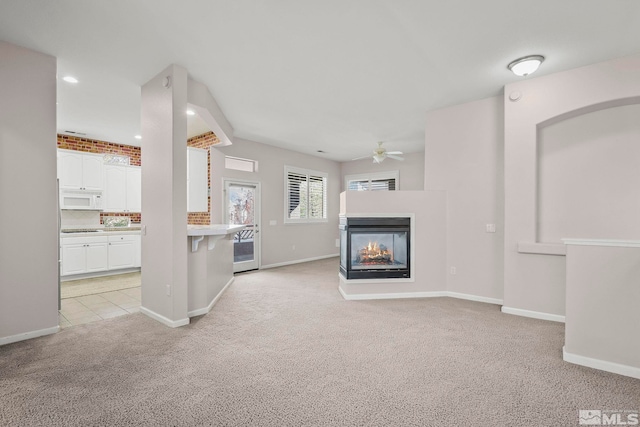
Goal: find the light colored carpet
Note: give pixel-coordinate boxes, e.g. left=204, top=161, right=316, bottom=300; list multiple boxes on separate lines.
left=61, top=272, right=141, bottom=299
left=1, top=258, right=638, bottom=426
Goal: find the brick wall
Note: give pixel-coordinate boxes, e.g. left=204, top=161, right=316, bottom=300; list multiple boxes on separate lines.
left=187, top=132, right=220, bottom=225
left=57, top=134, right=141, bottom=166
left=57, top=134, right=142, bottom=223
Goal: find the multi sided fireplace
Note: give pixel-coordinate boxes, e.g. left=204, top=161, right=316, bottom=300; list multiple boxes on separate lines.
left=339, top=217, right=411, bottom=279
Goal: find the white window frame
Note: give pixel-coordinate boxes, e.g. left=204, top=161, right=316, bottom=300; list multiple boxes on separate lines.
left=225, top=156, right=258, bottom=172
left=284, top=165, right=328, bottom=224
left=345, top=170, right=399, bottom=192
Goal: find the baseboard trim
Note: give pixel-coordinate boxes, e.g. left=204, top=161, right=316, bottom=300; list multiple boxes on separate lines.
left=501, top=306, right=565, bottom=323
left=261, top=254, right=339, bottom=270
left=338, top=287, right=503, bottom=305
left=61, top=267, right=141, bottom=282
left=140, top=306, right=190, bottom=328
left=188, top=277, right=235, bottom=317
left=446, top=291, right=503, bottom=305
left=0, top=325, right=60, bottom=346
left=339, top=285, right=447, bottom=301
left=563, top=346, right=640, bottom=379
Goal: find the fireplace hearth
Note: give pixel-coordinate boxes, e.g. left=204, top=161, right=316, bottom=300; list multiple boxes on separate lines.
left=340, top=217, right=411, bottom=279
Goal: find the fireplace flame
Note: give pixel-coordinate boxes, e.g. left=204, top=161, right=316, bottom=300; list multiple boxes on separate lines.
left=358, top=241, right=393, bottom=264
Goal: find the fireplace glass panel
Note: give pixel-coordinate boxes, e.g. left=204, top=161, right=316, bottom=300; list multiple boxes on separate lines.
left=350, top=232, right=408, bottom=270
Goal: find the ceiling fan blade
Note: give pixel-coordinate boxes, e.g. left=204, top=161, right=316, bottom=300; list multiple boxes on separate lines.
left=387, top=154, right=404, bottom=161
left=351, top=155, right=371, bottom=161
left=386, top=151, right=403, bottom=155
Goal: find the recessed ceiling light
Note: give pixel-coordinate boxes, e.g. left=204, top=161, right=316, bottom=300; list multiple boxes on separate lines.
left=508, top=55, right=545, bottom=77
left=62, top=76, right=78, bottom=84
left=134, top=135, right=142, bottom=140
left=186, top=110, right=195, bottom=116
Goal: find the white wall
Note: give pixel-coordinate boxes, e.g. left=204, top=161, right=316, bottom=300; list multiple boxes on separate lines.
left=211, top=138, right=341, bottom=267
left=503, top=54, right=640, bottom=318
left=424, top=96, right=504, bottom=301
left=538, top=103, right=640, bottom=242
left=340, top=151, right=425, bottom=192
left=0, top=41, right=58, bottom=344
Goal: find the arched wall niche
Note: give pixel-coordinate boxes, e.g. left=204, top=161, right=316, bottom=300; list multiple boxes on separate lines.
left=503, top=53, right=640, bottom=317
left=536, top=100, right=640, bottom=243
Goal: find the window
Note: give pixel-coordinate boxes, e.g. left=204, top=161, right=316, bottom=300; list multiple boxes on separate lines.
left=345, top=171, right=399, bottom=192
left=285, top=166, right=328, bottom=223
left=225, top=156, right=258, bottom=172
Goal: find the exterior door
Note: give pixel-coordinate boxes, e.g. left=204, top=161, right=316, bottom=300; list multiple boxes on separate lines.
left=224, top=180, right=260, bottom=272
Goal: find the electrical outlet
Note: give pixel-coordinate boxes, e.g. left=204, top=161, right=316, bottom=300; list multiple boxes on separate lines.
left=335, top=239, right=340, bottom=247
left=269, top=220, right=277, bottom=226
left=166, top=284, right=171, bottom=296
left=486, top=224, right=496, bottom=233
left=450, top=267, right=457, bottom=275
left=292, top=245, right=296, bottom=250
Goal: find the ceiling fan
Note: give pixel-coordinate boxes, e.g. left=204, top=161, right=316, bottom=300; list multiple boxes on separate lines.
left=353, top=142, right=404, bottom=163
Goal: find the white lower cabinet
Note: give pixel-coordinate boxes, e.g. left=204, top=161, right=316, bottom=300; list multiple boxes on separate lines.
left=61, top=233, right=141, bottom=277
left=134, top=235, right=141, bottom=268
left=61, top=236, right=108, bottom=276
left=108, top=235, right=136, bottom=270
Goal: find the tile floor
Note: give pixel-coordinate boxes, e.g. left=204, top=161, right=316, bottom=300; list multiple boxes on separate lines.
left=58, top=287, right=141, bottom=328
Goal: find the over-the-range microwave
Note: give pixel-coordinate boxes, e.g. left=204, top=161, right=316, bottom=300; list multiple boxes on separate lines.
left=60, top=189, right=103, bottom=211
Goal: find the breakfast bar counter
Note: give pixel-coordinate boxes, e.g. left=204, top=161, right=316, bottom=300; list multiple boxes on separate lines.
left=187, top=224, right=245, bottom=317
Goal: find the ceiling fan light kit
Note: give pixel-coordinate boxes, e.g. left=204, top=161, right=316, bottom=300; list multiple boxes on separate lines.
left=353, top=141, right=404, bottom=163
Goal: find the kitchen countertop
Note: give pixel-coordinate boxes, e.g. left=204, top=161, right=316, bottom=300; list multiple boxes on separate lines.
left=60, top=225, right=142, bottom=237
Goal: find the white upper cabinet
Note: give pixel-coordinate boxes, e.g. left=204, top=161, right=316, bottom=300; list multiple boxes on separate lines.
left=58, top=150, right=104, bottom=190
left=187, top=147, right=208, bottom=213
left=82, top=154, right=104, bottom=190
left=126, top=167, right=142, bottom=213
left=104, top=165, right=127, bottom=211
left=104, top=164, right=141, bottom=213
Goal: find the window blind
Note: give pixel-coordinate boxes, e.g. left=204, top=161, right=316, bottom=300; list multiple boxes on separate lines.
left=285, top=167, right=327, bottom=222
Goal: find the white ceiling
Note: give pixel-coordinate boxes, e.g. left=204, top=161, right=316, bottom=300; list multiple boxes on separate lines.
left=1, top=1, right=639, bottom=161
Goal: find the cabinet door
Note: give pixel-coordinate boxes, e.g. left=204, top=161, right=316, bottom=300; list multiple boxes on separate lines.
left=104, top=165, right=127, bottom=212
left=82, top=154, right=104, bottom=190
left=86, top=243, right=108, bottom=272
left=62, top=244, right=87, bottom=275
left=187, top=147, right=208, bottom=212
left=108, top=239, right=136, bottom=269
left=58, top=151, right=84, bottom=189
left=134, top=235, right=141, bottom=267
left=126, top=166, right=142, bottom=212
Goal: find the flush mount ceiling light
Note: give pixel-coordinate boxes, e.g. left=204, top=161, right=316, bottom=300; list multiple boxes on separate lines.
left=62, top=76, right=78, bottom=83
left=186, top=110, right=195, bottom=116
left=134, top=135, right=142, bottom=140
left=508, top=55, right=545, bottom=77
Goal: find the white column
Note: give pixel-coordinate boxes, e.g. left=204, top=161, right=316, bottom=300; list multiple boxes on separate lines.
left=140, top=65, right=189, bottom=327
